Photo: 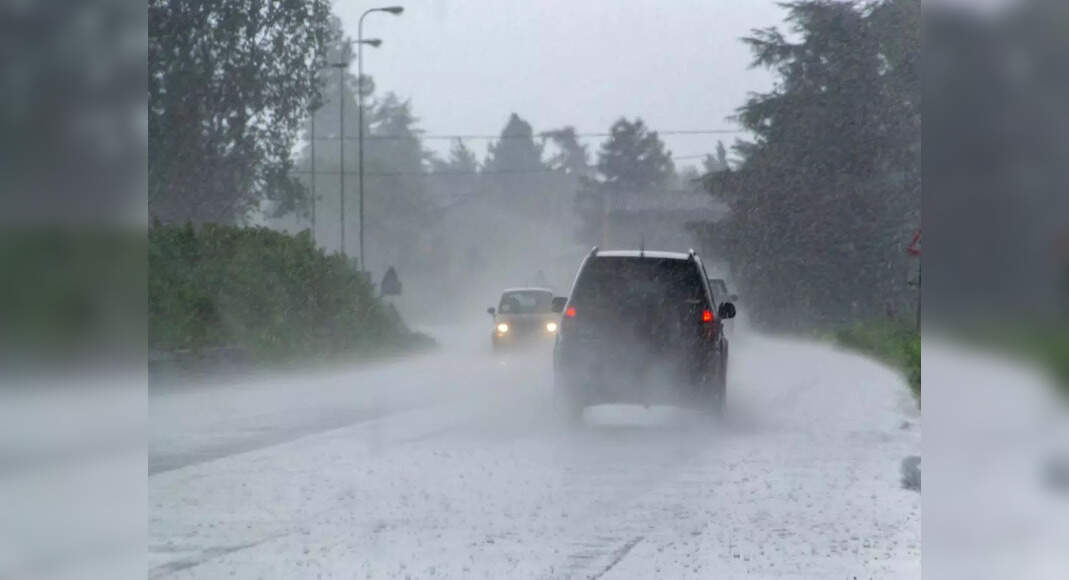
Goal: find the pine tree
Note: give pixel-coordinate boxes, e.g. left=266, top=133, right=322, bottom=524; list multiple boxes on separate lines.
left=595, top=118, right=674, bottom=192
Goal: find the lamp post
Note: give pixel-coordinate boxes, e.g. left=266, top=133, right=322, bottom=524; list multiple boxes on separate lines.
left=328, top=60, right=347, bottom=256
left=309, top=102, right=318, bottom=243
left=328, top=36, right=380, bottom=259
left=357, top=5, right=404, bottom=274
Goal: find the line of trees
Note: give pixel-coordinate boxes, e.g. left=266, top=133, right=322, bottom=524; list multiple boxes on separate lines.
left=156, top=0, right=931, bottom=331
left=149, top=0, right=713, bottom=326
left=285, top=17, right=704, bottom=299
left=148, top=0, right=719, bottom=236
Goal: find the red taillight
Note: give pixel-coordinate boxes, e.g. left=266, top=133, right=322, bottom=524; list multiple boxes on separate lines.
left=702, top=309, right=714, bottom=323
left=565, top=306, right=576, bottom=318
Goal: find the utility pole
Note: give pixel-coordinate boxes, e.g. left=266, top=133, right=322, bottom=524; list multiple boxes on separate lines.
left=309, top=104, right=317, bottom=242
left=330, top=61, right=347, bottom=255
left=908, top=229, right=921, bottom=332
left=357, top=20, right=366, bottom=272
left=916, top=264, right=921, bottom=332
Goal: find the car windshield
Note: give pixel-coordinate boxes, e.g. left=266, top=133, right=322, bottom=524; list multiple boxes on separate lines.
left=498, top=290, right=552, bottom=314
left=571, top=258, right=705, bottom=309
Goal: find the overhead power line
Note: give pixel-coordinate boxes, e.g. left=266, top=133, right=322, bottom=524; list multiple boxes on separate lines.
left=670, top=154, right=711, bottom=161
left=293, top=153, right=714, bottom=179
left=308, top=128, right=746, bottom=142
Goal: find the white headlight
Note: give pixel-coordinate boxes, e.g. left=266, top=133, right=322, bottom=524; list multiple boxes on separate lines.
left=545, top=321, right=558, bottom=333
left=496, top=323, right=509, bottom=333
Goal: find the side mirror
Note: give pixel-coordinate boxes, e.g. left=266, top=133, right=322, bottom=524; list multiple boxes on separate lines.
left=718, top=302, right=737, bottom=320
left=728, top=294, right=738, bottom=302
left=487, top=307, right=496, bottom=316
left=551, top=296, right=567, bottom=314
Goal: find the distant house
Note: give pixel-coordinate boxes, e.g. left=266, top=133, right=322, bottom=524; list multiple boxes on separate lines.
left=598, top=189, right=729, bottom=253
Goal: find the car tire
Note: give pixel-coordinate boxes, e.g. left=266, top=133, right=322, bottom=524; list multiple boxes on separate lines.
left=713, top=356, right=727, bottom=416
left=702, top=348, right=727, bottom=418
left=562, top=398, right=584, bottom=428
left=553, top=377, right=584, bottom=428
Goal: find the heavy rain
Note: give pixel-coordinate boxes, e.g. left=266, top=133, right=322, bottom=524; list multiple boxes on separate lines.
left=1, top=0, right=1068, bottom=578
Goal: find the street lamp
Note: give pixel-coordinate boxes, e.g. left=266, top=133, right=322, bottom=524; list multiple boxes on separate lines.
left=357, top=5, right=404, bottom=274
left=309, top=102, right=319, bottom=243
left=329, top=37, right=378, bottom=259
left=328, top=60, right=347, bottom=257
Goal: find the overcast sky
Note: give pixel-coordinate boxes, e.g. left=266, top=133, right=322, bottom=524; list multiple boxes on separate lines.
left=334, top=0, right=786, bottom=168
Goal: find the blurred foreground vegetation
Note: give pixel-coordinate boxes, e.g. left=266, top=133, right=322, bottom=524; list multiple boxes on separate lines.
left=989, top=326, right=1069, bottom=398
left=0, top=230, right=145, bottom=364
left=150, top=223, right=432, bottom=364
left=1024, top=332, right=1069, bottom=395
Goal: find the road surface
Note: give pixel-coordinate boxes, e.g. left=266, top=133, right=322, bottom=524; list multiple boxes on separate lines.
left=149, top=325, right=921, bottom=579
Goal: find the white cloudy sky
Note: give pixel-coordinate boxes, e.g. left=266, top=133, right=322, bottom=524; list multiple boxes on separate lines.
left=334, top=0, right=786, bottom=168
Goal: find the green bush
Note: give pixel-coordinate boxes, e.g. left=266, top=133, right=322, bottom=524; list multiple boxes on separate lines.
left=149, top=223, right=430, bottom=361
left=833, top=320, right=921, bottom=403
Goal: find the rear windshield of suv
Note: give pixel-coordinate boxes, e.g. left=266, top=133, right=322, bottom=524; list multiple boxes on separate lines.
left=498, top=290, right=553, bottom=314
left=571, top=257, right=706, bottom=309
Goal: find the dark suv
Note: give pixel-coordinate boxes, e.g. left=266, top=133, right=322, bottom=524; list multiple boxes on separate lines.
left=552, top=248, right=736, bottom=421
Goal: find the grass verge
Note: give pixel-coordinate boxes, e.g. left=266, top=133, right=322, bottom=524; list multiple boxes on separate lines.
left=828, top=320, right=921, bottom=404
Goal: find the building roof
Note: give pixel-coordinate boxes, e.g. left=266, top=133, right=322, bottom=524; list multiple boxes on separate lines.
left=604, top=189, right=728, bottom=218
left=500, top=287, right=554, bottom=294
left=594, top=249, right=693, bottom=260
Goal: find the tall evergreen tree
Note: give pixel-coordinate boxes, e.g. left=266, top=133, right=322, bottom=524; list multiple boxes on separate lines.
left=363, top=92, right=434, bottom=273
left=701, top=142, right=729, bottom=175
left=595, top=118, right=674, bottom=192
left=574, top=117, right=675, bottom=243
left=367, top=93, right=427, bottom=175
left=543, top=126, right=591, bottom=177
left=484, top=113, right=545, bottom=174
left=704, top=0, right=920, bottom=327
left=432, top=139, right=480, bottom=174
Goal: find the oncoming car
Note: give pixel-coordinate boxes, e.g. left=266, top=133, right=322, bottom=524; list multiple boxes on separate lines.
left=487, top=287, right=561, bottom=350
left=552, top=248, right=736, bottom=422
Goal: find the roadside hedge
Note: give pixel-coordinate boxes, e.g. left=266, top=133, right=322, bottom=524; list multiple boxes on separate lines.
left=149, top=223, right=430, bottom=361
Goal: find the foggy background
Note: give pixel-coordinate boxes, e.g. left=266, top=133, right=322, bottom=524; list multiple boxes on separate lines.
left=0, top=0, right=1066, bottom=578
left=331, top=0, right=781, bottom=162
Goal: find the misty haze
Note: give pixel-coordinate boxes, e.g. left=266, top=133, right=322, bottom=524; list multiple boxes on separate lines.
left=147, top=1, right=922, bottom=578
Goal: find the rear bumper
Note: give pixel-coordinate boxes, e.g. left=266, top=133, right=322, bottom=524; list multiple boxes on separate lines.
left=560, top=377, right=699, bottom=406
left=554, top=340, right=714, bottom=405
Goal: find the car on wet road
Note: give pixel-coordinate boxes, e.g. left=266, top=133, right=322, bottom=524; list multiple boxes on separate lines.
left=552, top=249, right=736, bottom=421
left=487, top=287, right=561, bottom=351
